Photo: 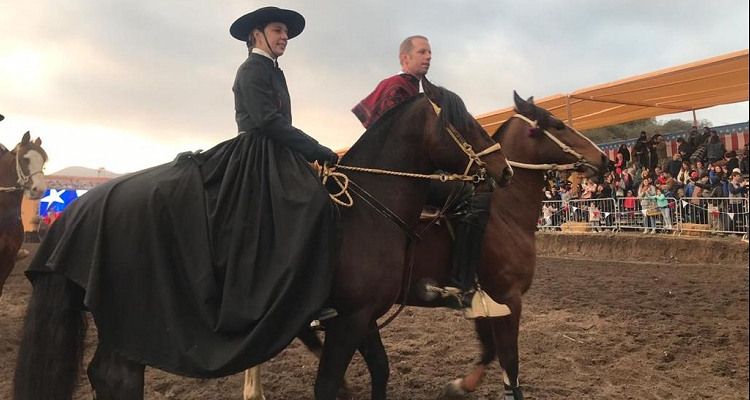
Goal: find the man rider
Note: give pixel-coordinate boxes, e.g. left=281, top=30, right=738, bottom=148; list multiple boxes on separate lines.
left=352, top=36, right=493, bottom=316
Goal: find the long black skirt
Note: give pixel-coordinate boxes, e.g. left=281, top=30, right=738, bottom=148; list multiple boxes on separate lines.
left=27, top=131, right=339, bottom=378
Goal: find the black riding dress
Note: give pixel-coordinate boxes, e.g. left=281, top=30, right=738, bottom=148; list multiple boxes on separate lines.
left=26, top=53, right=340, bottom=378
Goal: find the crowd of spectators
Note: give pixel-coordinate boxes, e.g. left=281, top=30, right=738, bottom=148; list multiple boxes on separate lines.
left=541, top=126, right=749, bottom=236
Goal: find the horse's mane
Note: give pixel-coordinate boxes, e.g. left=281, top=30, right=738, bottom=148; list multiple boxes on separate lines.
left=491, top=99, right=562, bottom=141
left=341, top=85, right=476, bottom=163
left=491, top=119, right=510, bottom=141
left=435, top=87, right=475, bottom=134
left=341, top=94, right=425, bottom=162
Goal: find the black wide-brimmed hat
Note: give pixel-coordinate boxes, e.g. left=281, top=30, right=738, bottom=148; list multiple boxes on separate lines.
left=230, top=7, right=305, bottom=41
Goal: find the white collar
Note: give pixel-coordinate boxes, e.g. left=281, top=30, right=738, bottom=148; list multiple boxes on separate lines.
left=252, top=48, right=276, bottom=61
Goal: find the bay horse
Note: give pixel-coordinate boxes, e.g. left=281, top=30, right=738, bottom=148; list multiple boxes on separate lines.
left=243, top=92, right=608, bottom=400
left=12, top=77, right=512, bottom=400
left=422, top=92, right=608, bottom=400
left=0, top=131, right=48, bottom=298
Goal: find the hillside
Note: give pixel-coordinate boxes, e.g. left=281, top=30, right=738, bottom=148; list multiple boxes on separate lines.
left=50, top=166, right=123, bottom=178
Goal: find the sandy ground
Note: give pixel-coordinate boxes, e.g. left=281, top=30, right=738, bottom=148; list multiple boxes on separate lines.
left=1, top=238, right=748, bottom=400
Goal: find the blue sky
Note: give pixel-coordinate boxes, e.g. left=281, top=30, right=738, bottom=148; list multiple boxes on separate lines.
left=1, top=0, right=748, bottom=174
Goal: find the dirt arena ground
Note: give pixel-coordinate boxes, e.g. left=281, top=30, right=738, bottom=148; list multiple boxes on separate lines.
left=1, top=236, right=748, bottom=400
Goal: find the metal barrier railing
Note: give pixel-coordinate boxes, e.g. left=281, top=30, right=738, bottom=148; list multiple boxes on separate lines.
left=539, top=196, right=749, bottom=239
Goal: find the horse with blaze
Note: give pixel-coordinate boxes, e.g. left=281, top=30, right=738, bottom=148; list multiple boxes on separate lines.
left=0, top=131, right=47, bottom=298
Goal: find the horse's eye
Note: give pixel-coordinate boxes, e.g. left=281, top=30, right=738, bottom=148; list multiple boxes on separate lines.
left=554, top=122, right=565, bottom=130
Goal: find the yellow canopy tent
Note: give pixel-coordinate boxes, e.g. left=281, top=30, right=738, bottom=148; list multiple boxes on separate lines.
left=475, top=49, right=749, bottom=133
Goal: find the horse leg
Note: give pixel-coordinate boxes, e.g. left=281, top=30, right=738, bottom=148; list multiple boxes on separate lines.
left=243, top=366, right=266, bottom=400
left=436, top=317, right=495, bottom=400
left=297, top=327, right=353, bottom=400
left=87, top=344, right=145, bottom=400
left=315, top=312, right=370, bottom=400
left=0, top=259, right=10, bottom=298
left=490, top=296, right=524, bottom=400
left=357, top=327, right=389, bottom=400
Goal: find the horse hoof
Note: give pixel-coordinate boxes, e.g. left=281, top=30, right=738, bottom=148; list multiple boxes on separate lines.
left=436, top=378, right=468, bottom=400
left=504, top=385, right=524, bottom=400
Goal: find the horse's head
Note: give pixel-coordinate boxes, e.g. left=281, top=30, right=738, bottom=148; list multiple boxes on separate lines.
left=422, top=78, right=513, bottom=189
left=492, top=91, right=608, bottom=181
left=11, top=131, right=48, bottom=199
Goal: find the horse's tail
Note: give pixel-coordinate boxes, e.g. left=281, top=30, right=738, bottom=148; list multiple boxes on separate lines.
left=13, top=273, right=87, bottom=400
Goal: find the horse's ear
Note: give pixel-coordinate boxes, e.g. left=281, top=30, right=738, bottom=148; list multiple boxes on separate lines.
left=22, top=131, right=31, bottom=144
left=513, top=91, right=533, bottom=114
left=526, top=96, right=534, bottom=104
left=34, top=137, right=42, bottom=146
left=422, top=76, right=443, bottom=106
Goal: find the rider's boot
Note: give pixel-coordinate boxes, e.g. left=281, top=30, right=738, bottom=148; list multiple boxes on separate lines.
left=443, top=192, right=511, bottom=319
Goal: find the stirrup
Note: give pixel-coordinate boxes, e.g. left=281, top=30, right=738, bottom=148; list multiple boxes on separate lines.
left=462, top=289, right=511, bottom=319
left=310, top=308, right=338, bottom=329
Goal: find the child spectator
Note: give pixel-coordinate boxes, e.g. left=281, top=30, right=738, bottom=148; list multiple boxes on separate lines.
left=587, top=202, right=602, bottom=232
left=638, top=177, right=657, bottom=234
left=651, top=187, right=673, bottom=231
left=541, top=203, right=558, bottom=231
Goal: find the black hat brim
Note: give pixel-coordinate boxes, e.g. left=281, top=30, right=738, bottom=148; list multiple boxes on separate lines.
left=230, top=7, right=305, bottom=41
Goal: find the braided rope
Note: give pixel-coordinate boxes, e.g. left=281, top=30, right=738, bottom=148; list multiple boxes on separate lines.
left=321, top=164, right=476, bottom=207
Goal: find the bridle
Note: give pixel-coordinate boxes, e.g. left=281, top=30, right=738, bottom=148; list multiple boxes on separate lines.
left=0, top=147, right=44, bottom=193
left=323, top=98, right=504, bottom=208
left=506, top=113, right=601, bottom=173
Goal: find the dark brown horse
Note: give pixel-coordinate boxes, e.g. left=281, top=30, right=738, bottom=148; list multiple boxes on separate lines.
left=12, top=78, right=512, bottom=400
left=0, top=131, right=47, bottom=298
left=301, top=79, right=514, bottom=400
left=244, top=92, right=608, bottom=400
